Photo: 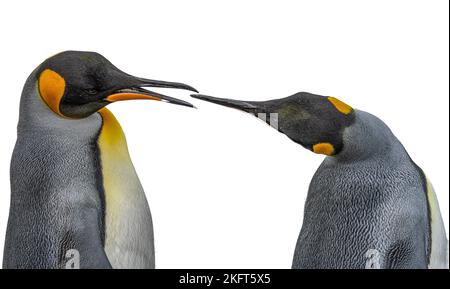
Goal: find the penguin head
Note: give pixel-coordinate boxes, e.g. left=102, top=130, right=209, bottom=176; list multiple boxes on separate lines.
left=191, top=92, right=355, bottom=156
left=34, top=51, right=197, bottom=119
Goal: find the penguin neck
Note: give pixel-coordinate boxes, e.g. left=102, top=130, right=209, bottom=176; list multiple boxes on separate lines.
left=17, top=70, right=101, bottom=136
left=333, top=110, right=408, bottom=163
left=97, top=108, right=129, bottom=154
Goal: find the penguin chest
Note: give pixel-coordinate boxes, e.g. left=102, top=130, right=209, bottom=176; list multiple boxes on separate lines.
left=98, top=109, right=154, bottom=269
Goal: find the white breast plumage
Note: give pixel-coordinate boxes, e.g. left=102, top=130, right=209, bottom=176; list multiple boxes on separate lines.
left=425, top=177, right=448, bottom=269
left=97, top=108, right=154, bottom=269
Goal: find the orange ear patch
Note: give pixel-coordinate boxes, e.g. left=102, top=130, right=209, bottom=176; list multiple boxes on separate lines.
left=38, top=69, right=66, bottom=116
left=328, top=97, right=353, bottom=115
left=313, top=142, right=335, bottom=156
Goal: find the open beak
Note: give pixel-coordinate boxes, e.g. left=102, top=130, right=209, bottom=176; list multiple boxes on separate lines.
left=107, top=77, right=198, bottom=108
left=190, top=94, right=261, bottom=114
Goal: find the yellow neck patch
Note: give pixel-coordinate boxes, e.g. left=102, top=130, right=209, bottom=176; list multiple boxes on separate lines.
left=98, top=108, right=127, bottom=149
left=313, top=142, right=335, bottom=156
left=38, top=69, right=66, bottom=116
left=97, top=108, right=132, bottom=222
left=328, top=97, right=353, bottom=115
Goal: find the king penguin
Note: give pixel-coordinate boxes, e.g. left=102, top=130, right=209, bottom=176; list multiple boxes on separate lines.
left=191, top=92, right=448, bottom=269
left=3, top=51, right=197, bottom=269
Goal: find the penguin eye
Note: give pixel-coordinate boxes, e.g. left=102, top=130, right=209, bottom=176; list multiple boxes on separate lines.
left=85, top=88, right=98, bottom=95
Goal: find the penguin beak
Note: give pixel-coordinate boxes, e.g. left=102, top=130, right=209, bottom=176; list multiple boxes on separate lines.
left=107, top=77, right=198, bottom=108
left=190, top=93, right=284, bottom=130
left=190, top=94, right=261, bottom=114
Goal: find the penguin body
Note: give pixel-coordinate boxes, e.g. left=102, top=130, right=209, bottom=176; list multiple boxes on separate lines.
left=191, top=92, right=448, bottom=269
left=293, top=110, right=447, bottom=268
left=4, top=51, right=196, bottom=268
left=4, top=74, right=112, bottom=268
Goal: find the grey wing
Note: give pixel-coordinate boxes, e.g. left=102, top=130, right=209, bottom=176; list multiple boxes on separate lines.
left=4, top=135, right=112, bottom=269
left=3, top=198, right=112, bottom=269
left=57, top=206, right=112, bottom=269
left=381, top=178, right=434, bottom=269
left=388, top=169, right=449, bottom=269
left=382, top=218, right=429, bottom=269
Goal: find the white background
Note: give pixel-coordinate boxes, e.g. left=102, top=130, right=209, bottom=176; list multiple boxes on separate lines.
left=0, top=0, right=448, bottom=268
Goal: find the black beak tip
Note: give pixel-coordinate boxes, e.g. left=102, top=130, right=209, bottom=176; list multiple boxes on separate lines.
left=189, top=87, right=200, bottom=93
left=181, top=85, right=198, bottom=93
left=168, top=99, right=196, bottom=109
left=186, top=102, right=196, bottom=108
